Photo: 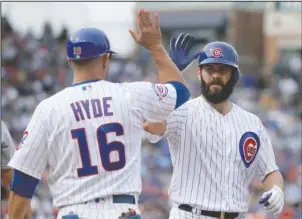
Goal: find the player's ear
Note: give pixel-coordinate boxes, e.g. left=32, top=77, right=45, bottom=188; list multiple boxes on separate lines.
left=101, top=53, right=111, bottom=69
left=105, top=53, right=111, bottom=65
left=67, top=59, right=73, bottom=68
left=197, top=67, right=201, bottom=81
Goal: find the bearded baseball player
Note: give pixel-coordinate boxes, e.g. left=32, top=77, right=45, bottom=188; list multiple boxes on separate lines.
left=7, top=10, right=190, bottom=219
left=144, top=34, right=284, bottom=219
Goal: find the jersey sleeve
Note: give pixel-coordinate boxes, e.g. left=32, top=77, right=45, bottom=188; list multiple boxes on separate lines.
left=123, top=82, right=177, bottom=122
left=8, top=101, right=50, bottom=180
left=1, top=121, right=16, bottom=169
left=256, top=122, right=279, bottom=181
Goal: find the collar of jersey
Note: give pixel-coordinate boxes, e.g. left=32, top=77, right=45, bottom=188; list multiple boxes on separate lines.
left=199, top=96, right=235, bottom=117
left=72, top=79, right=102, bottom=87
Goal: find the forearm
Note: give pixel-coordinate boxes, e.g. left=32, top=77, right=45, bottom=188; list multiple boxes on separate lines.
left=2, top=169, right=13, bottom=195
left=143, top=121, right=167, bottom=136
left=150, top=46, right=185, bottom=84
left=24, top=208, right=32, bottom=219
left=8, top=191, right=31, bottom=219
left=262, top=170, right=284, bottom=191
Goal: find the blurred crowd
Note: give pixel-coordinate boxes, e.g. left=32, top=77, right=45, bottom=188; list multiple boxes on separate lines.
left=1, top=16, right=301, bottom=219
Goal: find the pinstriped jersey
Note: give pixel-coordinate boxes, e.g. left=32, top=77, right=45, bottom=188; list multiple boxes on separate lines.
left=8, top=80, right=177, bottom=208
left=1, top=120, right=16, bottom=169
left=147, top=96, right=279, bottom=212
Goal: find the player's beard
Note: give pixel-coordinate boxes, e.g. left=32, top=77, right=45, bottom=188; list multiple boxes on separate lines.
left=201, top=75, right=235, bottom=104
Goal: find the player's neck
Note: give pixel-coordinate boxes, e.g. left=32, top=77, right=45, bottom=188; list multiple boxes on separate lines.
left=73, top=71, right=105, bottom=84
left=209, top=100, right=232, bottom=116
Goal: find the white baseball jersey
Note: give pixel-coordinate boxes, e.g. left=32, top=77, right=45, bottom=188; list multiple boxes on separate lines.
left=147, top=96, right=279, bottom=213
left=8, top=80, right=177, bottom=208
left=1, top=120, right=16, bottom=169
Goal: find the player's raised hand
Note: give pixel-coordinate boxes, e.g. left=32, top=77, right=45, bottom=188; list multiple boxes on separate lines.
left=129, top=9, right=162, bottom=51
left=169, top=33, right=200, bottom=71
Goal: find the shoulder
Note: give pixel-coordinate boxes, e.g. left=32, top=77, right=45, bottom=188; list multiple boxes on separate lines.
left=38, top=93, right=60, bottom=109
left=1, top=120, right=8, bottom=131
left=233, top=103, right=262, bottom=126
left=32, top=89, right=69, bottom=118
left=171, top=97, right=199, bottom=117
left=180, top=97, right=201, bottom=110
left=120, top=81, right=174, bottom=92
left=120, top=81, right=150, bottom=90
left=187, top=97, right=202, bottom=107
left=1, top=120, right=10, bottom=139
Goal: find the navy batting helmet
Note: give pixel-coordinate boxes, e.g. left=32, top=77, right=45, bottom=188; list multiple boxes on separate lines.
left=66, top=27, right=115, bottom=60
left=198, top=41, right=240, bottom=81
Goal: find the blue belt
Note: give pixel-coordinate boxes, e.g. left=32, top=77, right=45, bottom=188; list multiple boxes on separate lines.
left=84, top=194, right=136, bottom=204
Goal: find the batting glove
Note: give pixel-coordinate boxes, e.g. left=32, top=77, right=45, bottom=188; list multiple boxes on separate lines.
left=259, top=185, right=284, bottom=216
left=169, top=33, right=200, bottom=71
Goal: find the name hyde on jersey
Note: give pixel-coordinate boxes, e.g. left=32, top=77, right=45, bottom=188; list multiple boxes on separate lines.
left=70, top=97, right=114, bottom=121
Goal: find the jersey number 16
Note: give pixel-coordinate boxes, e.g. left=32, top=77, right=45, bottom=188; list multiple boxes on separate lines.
left=71, top=123, right=125, bottom=177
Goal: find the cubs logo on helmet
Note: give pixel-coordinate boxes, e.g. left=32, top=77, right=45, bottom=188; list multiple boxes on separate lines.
left=212, top=48, right=223, bottom=58
left=198, top=41, right=240, bottom=82
left=239, top=132, right=260, bottom=168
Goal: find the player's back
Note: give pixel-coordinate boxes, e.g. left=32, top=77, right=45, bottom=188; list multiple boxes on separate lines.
left=9, top=78, right=183, bottom=208
left=38, top=80, right=146, bottom=207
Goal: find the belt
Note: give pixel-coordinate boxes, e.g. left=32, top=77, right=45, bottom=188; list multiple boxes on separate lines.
left=178, top=204, right=239, bottom=219
left=84, top=194, right=136, bottom=205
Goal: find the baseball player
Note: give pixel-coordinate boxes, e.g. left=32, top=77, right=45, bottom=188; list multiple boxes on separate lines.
left=7, top=9, right=190, bottom=219
left=1, top=121, right=32, bottom=218
left=144, top=35, right=285, bottom=219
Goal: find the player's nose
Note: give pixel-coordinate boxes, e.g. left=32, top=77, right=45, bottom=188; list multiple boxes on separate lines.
left=211, top=71, right=221, bottom=78
left=210, top=74, right=222, bottom=83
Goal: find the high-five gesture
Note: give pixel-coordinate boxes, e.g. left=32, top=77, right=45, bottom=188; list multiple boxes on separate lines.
left=169, top=33, right=200, bottom=71
left=129, top=9, right=162, bottom=51
left=129, top=8, right=188, bottom=85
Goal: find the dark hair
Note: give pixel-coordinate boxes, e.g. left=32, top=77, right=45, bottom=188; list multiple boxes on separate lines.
left=71, top=53, right=111, bottom=67
left=71, top=57, right=97, bottom=67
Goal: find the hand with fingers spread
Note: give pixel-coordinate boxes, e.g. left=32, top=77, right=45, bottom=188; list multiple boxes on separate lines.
left=129, top=9, right=162, bottom=51
left=259, top=185, right=284, bottom=216
left=169, top=33, right=200, bottom=71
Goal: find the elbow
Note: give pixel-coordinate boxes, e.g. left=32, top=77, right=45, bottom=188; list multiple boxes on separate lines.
left=262, top=170, right=284, bottom=190
left=166, top=81, right=190, bottom=109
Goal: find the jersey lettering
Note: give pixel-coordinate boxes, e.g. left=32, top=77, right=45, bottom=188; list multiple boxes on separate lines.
left=71, top=123, right=125, bottom=177
left=70, top=97, right=114, bottom=121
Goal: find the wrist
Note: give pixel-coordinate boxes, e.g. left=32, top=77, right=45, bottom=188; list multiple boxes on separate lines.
left=149, top=44, right=165, bottom=54
left=273, top=182, right=284, bottom=191
left=273, top=185, right=284, bottom=193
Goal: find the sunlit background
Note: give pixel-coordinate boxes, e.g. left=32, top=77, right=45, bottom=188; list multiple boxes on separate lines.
left=1, top=2, right=301, bottom=219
